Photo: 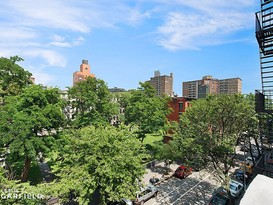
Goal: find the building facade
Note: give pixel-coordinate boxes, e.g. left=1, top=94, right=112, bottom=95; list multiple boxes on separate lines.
left=167, top=96, right=193, bottom=122
left=73, top=59, right=95, bottom=86
left=183, top=76, right=242, bottom=98
left=219, top=77, right=242, bottom=94
left=146, top=71, right=173, bottom=96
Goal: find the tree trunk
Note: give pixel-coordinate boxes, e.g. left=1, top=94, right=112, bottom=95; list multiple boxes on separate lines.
left=20, top=157, right=31, bottom=182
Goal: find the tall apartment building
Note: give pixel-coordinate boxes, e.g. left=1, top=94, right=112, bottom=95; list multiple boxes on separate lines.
left=73, top=59, right=95, bottom=86
left=219, top=78, right=242, bottom=94
left=183, top=76, right=242, bottom=98
left=146, top=71, right=173, bottom=96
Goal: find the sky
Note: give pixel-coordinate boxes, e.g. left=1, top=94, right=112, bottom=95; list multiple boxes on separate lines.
left=0, top=0, right=261, bottom=96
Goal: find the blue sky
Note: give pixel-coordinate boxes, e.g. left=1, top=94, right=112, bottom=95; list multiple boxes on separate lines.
left=0, top=0, right=261, bottom=95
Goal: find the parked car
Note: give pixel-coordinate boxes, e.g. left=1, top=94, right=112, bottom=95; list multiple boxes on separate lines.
left=134, top=185, right=158, bottom=205
left=107, top=199, right=133, bottom=205
left=233, top=169, right=251, bottom=184
left=208, top=192, right=229, bottom=205
left=239, top=162, right=254, bottom=175
left=173, top=165, right=192, bottom=179
left=228, top=180, right=244, bottom=198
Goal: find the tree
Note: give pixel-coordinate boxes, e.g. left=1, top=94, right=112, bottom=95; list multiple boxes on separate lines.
left=68, top=77, right=119, bottom=128
left=0, top=85, right=65, bottom=182
left=124, top=82, right=171, bottom=142
left=172, top=94, right=258, bottom=204
left=0, top=167, right=48, bottom=205
left=113, top=91, right=132, bottom=124
left=49, top=125, right=145, bottom=205
left=0, top=56, right=33, bottom=98
left=238, top=94, right=261, bottom=164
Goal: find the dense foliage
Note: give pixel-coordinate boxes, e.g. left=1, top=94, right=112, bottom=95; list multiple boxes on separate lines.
left=123, top=82, right=171, bottom=142
left=48, top=125, right=145, bottom=204
left=68, top=77, right=119, bottom=128
left=171, top=94, right=259, bottom=192
left=0, top=56, right=33, bottom=98
left=0, top=85, right=65, bottom=182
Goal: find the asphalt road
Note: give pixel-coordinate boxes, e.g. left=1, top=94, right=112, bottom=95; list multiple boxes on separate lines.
left=142, top=144, right=257, bottom=205
left=145, top=169, right=220, bottom=205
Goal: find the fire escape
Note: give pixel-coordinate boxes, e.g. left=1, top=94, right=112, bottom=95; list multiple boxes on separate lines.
left=256, top=0, right=273, bottom=98
left=256, top=0, right=273, bottom=177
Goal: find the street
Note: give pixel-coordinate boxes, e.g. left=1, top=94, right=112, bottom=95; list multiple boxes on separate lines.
left=145, top=169, right=219, bottom=205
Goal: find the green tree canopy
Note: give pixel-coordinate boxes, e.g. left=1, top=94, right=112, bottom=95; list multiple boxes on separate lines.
left=124, top=82, right=171, bottom=142
left=0, top=85, right=65, bottom=182
left=0, top=56, right=33, bottom=98
left=171, top=94, right=258, bottom=194
left=68, top=77, right=119, bottom=128
left=49, top=125, right=145, bottom=205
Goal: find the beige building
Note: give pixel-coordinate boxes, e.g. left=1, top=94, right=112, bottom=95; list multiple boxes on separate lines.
left=183, top=76, right=242, bottom=98
left=182, top=81, right=198, bottom=98
left=219, top=77, right=242, bottom=94
left=146, top=71, right=173, bottom=96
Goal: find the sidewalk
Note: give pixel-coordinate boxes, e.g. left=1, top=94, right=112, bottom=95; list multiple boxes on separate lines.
left=142, top=161, right=180, bottom=185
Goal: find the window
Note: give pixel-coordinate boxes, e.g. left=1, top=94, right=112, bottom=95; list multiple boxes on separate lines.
left=179, top=102, right=183, bottom=110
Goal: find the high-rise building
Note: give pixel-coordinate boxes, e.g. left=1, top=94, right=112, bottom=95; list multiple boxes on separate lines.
left=182, top=76, right=242, bottom=98
left=73, top=59, right=95, bottom=86
left=146, top=71, right=173, bottom=96
left=219, top=78, right=242, bottom=94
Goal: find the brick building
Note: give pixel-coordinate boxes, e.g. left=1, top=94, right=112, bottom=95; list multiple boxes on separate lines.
left=167, top=96, right=194, bottom=122
left=73, top=59, right=95, bottom=86
left=146, top=71, right=173, bottom=96
left=183, top=76, right=242, bottom=98
left=219, top=77, right=242, bottom=94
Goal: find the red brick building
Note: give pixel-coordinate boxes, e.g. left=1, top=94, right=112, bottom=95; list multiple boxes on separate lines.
left=167, top=96, right=194, bottom=122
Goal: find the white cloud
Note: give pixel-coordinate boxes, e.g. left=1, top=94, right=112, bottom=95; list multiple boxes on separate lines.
left=49, top=36, right=85, bottom=48
left=23, top=50, right=66, bottom=68
left=4, top=0, right=90, bottom=32
left=0, top=0, right=152, bottom=32
left=156, top=0, right=255, bottom=13
left=156, top=0, right=255, bottom=50
left=0, top=0, right=152, bottom=70
left=0, top=26, right=38, bottom=43
left=52, top=35, right=65, bottom=42
left=29, top=69, right=56, bottom=86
